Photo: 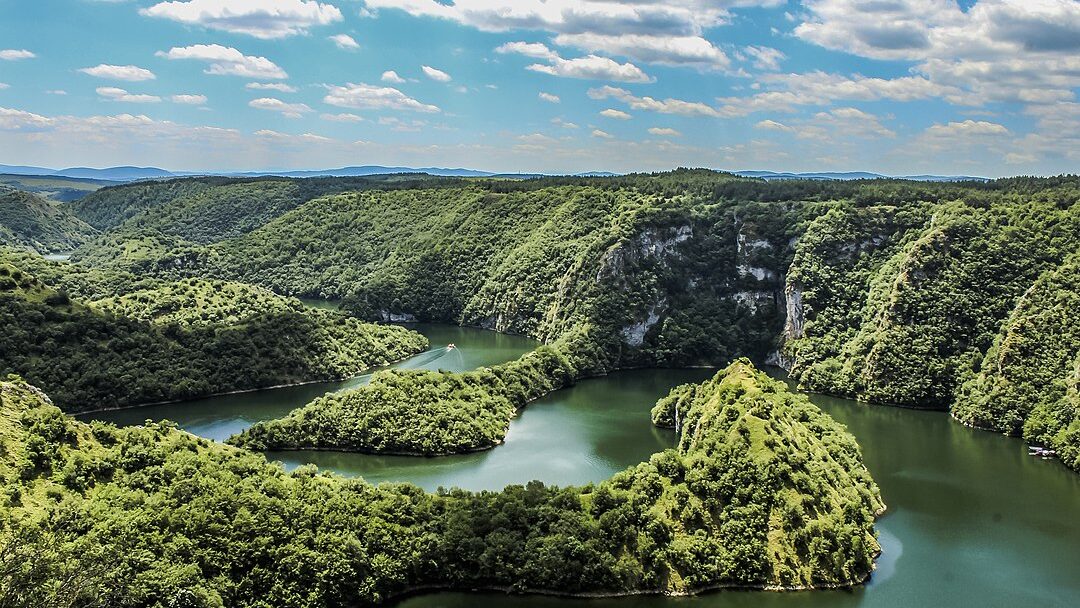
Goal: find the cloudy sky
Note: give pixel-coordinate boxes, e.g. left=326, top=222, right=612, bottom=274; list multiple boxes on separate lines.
left=0, top=0, right=1077, bottom=176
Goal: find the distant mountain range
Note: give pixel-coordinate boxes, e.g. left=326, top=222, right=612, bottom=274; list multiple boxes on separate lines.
left=0, top=164, right=988, bottom=184
left=734, top=170, right=988, bottom=182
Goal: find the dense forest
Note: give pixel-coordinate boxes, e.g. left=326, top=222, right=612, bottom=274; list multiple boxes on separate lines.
left=0, top=360, right=882, bottom=607
left=0, top=250, right=427, bottom=411
left=12, top=170, right=1079, bottom=469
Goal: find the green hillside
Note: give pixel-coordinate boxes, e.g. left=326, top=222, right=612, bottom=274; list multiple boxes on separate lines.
left=0, top=360, right=882, bottom=606
left=0, top=190, right=96, bottom=254
left=0, top=252, right=426, bottom=411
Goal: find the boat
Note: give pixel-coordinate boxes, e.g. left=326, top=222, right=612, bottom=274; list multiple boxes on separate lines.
left=447, top=343, right=456, bottom=349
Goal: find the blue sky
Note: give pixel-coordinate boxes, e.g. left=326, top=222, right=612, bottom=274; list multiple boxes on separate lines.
left=0, top=0, right=1077, bottom=176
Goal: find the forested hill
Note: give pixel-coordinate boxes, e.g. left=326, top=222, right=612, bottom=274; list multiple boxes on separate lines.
left=0, top=190, right=96, bottom=254
left=0, top=250, right=427, bottom=411
left=66, top=171, right=1080, bottom=469
left=0, top=360, right=882, bottom=606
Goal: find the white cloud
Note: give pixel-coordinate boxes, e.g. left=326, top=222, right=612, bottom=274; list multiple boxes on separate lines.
left=924, top=120, right=1009, bottom=138
left=600, top=108, right=632, bottom=120
left=648, top=127, right=682, bottom=137
left=141, top=0, right=342, bottom=39
left=794, top=0, right=1080, bottom=105
left=499, top=41, right=653, bottom=82
left=0, top=83, right=8, bottom=90
left=528, top=55, right=652, bottom=83
left=320, top=112, right=363, bottom=122
left=171, top=94, right=207, bottom=105
left=378, top=116, right=427, bottom=132
left=324, top=83, right=441, bottom=113
left=553, top=33, right=729, bottom=70
left=381, top=70, right=406, bottom=83
left=755, top=108, right=895, bottom=141
left=45, top=90, right=68, bottom=95
left=0, top=49, right=35, bottom=61
left=249, top=97, right=313, bottom=118
left=495, top=42, right=559, bottom=61
left=538, top=92, right=561, bottom=103
left=366, top=0, right=772, bottom=69
left=421, top=65, right=452, bottom=82
left=96, top=87, right=162, bottom=103
left=588, top=86, right=722, bottom=117
left=741, top=46, right=785, bottom=71
left=157, top=45, right=288, bottom=80
left=79, top=64, right=156, bottom=81
left=762, top=71, right=960, bottom=104
left=246, top=82, right=298, bottom=93
left=0, top=106, right=54, bottom=131
left=329, top=34, right=360, bottom=49
left=591, top=129, right=613, bottom=138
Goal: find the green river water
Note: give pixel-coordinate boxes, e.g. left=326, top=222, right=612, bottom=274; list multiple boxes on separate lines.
left=85, top=324, right=1080, bottom=608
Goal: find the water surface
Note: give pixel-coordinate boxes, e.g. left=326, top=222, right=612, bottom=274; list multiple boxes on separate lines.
left=83, top=324, right=1080, bottom=608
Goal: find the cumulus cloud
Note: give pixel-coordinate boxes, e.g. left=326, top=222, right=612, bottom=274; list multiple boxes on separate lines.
left=794, top=0, right=1080, bottom=104
left=588, top=86, right=722, bottom=117
left=553, top=33, right=729, bottom=70
left=96, top=87, right=162, bottom=103
left=495, top=42, right=559, bottom=61
left=79, top=64, right=156, bottom=81
left=0, top=106, right=54, bottom=131
left=600, top=108, right=632, bottom=120
left=0, top=49, right=35, bottom=61
left=324, top=83, right=440, bottom=113
left=498, top=41, right=653, bottom=82
left=321, top=112, right=363, bottom=122
left=924, top=119, right=1009, bottom=138
left=741, top=46, right=785, bottom=71
left=647, top=127, right=682, bottom=137
left=366, top=0, right=762, bottom=68
left=381, top=70, right=405, bottom=83
left=591, top=128, right=613, bottom=138
left=171, top=94, right=207, bottom=105
left=0, top=83, right=8, bottom=90
left=157, top=45, right=288, bottom=80
left=538, top=92, right=560, bottom=103
left=141, top=0, right=342, bottom=39
left=248, top=97, right=313, bottom=118
left=754, top=108, right=895, bottom=141
left=329, top=34, right=360, bottom=49
left=246, top=82, right=298, bottom=93
left=421, top=65, right=452, bottom=82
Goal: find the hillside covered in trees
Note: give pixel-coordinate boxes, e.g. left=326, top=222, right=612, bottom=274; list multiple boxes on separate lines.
left=57, top=171, right=1080, bottom=469
left=0, top=360, right=882, bottom=607
left=0, top=190, right=96, bottom=254
left=0, top=250, right=426, bottom=411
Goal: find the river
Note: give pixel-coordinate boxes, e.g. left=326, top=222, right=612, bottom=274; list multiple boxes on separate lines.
left=84, top=324, right=1080, bottom=608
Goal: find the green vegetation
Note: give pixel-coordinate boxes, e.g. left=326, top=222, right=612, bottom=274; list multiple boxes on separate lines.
left=0, top=252, right=427, bottom=412
left=0, top=190, right=96, bottom=254
left=64, top=172, right=1080, bottom=469
left=0, top=360, right=882, bottom=606
left=953, top=253, right=1080, bottom=470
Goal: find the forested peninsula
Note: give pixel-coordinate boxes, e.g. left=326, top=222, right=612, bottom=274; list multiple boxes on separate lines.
left=1, top=361, right=883, bottom=607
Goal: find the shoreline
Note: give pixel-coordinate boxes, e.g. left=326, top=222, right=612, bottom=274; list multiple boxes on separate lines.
left=384, top=565, right=880, bottom=604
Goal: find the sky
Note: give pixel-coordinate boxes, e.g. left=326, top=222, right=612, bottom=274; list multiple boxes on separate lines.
left=0, top=0, right=1077, bottom=176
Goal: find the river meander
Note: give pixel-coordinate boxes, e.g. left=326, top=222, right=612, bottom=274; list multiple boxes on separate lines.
left=83, top=324, right=1080, bottom=608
